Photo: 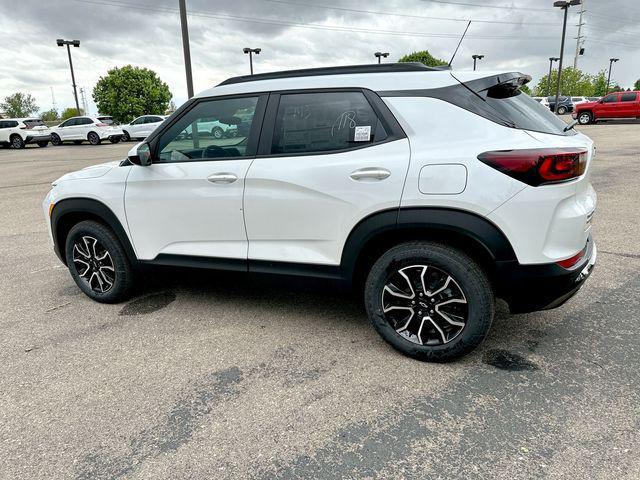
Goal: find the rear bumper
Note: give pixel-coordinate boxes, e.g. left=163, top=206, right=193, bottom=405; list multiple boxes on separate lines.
left=25, top=134, right=51, bottom=144
left=496, top=235, right=596, bottom=313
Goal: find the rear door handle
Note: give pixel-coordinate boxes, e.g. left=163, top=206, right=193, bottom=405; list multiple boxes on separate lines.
left=207, top=173, right=238, bottom=184
left=350, top=167, right=391, bottom=181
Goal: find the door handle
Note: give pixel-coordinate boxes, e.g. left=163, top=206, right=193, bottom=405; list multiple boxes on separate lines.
left=349, top=167, right=391, bottom=181
left=207, top=173, right=238, bottom=184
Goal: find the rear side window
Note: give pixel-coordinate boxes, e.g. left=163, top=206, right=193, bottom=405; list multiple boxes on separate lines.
left=620, top=93, right=637, bottom=102
left=271, top=92, right=386, bottom=155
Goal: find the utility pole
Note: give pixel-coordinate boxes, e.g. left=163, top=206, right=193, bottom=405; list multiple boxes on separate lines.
left=56, top=39, right=81, bottom=113
left=548, top=57, right=560, bottom=96
left=552, top=1, right=582, bottom=115
left=179, top=0, right=194, bottom=98
left=573, top=0, right=585, bottom=69
left=606, top=58, right=619, bottom=94
left=80, top=87, right=89, bottom=115
left=50, top=87, right=57, bottom=111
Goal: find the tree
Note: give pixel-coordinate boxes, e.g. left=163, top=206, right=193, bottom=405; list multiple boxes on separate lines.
left=532, top=67, right=594, bottom=97
left=591, top=70, right=608, bottom=97
left=398, top=50, right=448, bottom=67
left=60, top=107, right=84, bottom=120
left=40, top=109, right=58, bottom=122
left=1, top=92, right=38, bottom=117
left=520, top=84, right=532, bottom=96
left=634, top=79, right=640, bottom=91
left=92, top=65, right=172, bottom=123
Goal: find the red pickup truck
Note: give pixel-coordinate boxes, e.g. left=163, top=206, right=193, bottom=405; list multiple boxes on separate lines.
left=574, top=91, right=640, bottom=124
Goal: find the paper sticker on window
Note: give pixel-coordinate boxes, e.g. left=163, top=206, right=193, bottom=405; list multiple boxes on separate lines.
left=354, top=125, right=371, bottom=142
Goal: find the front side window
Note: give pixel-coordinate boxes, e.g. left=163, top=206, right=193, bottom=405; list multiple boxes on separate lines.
left=59, top=119, right=74, bottom=127
left=271, top=91, right=385, bottom=155
left=620, top=93, right=637, bottom=102
left=158, top=96, right=259, bottom=162
left=602, top=94, right=618, bottom=103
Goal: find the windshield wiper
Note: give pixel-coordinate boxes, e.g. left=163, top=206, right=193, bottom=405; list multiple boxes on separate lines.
left=564, top=119, right=579, bottom=132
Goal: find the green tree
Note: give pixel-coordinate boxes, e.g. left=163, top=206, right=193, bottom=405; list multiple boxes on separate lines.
left=634, top=79, right=640, bottom=91
left=40, top=108, right=58, bottom=121
left=520, top=84, right=532, bottom=95
left=532, top=67, right=594, bottom=97
left=1, top=92, right=38, bottom=117
left=398, top=50, right=448, bottom=67
left=92, top=65, right=172, bottom=123
left=591, top=70, right=608, bottom=97
left=60, top=107, right=83, bottom=120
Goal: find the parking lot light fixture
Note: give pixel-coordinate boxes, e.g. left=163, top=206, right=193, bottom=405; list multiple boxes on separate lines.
left=243, top=48, right=261, bottom=75
left=56, top=39, right=81, bottom=113
left=552, top=0, right=582, bottom=115
left=606, top=58, right=619, bottom=94
left=374, top=52, right=389, bottom=64
left=472, top=54, right=484, bottom=71
left=547, top=57, right=560, bottom=97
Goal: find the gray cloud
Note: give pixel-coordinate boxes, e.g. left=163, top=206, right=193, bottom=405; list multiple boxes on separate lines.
left=2, top=0, right=639, bottom=115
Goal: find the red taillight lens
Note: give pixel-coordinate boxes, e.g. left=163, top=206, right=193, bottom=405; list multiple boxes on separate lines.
left=556, top=248, right=585, bottom=269
left=478, top=148, right=587, bottom=186
left=95, top=123, right=108, bottom=127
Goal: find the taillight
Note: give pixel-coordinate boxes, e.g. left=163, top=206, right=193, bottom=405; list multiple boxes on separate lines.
left=556, top=248, right=585, bottom=269
left=478, top=148, right=587, bottom=186
left=95, top=123, right=108, bottom=127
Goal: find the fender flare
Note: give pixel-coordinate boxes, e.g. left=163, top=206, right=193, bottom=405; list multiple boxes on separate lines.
left=50, top=198, right=137, bottom=265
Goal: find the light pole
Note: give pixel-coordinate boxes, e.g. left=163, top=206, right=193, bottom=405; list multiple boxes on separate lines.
left=374, top=52, right=389, bottom=64
left=56, top=39, right=81, bottom=113
left=472, top=54, right=484, bottom=71
left=243, top=48, right=261, bottom=75
left=552, top=0, right=582, bottom=115
left=547, top=57, right=560, bottom=96
left=179, top=0, right=194, bottom=98
left=606, top=58, right=619, bottom=94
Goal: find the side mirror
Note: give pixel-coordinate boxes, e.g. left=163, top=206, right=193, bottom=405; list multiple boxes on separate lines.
left=128, top=142, right=152, bottom=166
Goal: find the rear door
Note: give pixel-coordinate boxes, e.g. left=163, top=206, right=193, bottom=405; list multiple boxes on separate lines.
left=618, top=92, right=638, bottom=117
left=243, top=89, right=410, bottom=266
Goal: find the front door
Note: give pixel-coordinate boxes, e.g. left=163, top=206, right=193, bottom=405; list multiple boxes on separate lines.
left=595, top=93, right=620, bottom=119
left=125, top=94, right=267, bottom=262
left=243, top=90, right=410, bottom=266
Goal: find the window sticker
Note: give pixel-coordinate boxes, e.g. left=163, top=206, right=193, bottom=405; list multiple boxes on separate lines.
left=354, top=125, right=371, bottom=142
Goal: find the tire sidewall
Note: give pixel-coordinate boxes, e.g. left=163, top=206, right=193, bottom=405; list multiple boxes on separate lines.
left=365, top=243, right=494, bottom=361
left=578, top=112, right=592, bottom=124
left=11, top=135, right=24, bottom=149
left=557, top=106, right=567, bottom=115
left=88, top=132, right=101, bottom=145
left=65, top=221, right=132, bottom=303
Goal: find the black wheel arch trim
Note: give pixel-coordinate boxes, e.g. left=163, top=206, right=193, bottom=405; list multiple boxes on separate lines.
left=50, top=198, right=137, bottom=266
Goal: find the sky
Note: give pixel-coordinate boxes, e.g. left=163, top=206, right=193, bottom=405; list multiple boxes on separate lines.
left=1, top=0, right=639, bottom=116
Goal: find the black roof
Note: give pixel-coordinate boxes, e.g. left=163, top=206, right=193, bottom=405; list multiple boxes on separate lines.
left=218, top=62, right=448, bottom=86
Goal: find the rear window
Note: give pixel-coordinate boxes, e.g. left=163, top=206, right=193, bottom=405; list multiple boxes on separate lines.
left=23, top=119, right=45, bottom=127
left=484, top=90, right=573, bottom=136
left=620, top=93, right=637, bottom=102
left=97, top=116, right=114, bottom=125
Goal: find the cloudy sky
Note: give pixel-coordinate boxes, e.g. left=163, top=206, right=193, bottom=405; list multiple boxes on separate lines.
left=2, top=0, right=639, bottom=115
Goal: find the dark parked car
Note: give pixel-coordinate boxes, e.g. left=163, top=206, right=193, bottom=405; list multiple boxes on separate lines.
left=547, top=96, right=574, bottom=115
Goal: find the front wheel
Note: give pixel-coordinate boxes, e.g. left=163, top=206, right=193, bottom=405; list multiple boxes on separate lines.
left=578, top=112, right=593, bottom=125
left=11, top=135, right=25, bottom=149
left=109, top=136, right=121, bottom=144
left=122, top=130, right=131, bottom=142
left=211, top=126, right=224, bottom=139
left=37, top=141, right=48, bottom=148
left=364, top=242, right=494, bottom=362
left=51, top=134, right=62, bottom=146
left=88, top=132, right=101, bottom=145
left=65, top=220, right=135, bottom=303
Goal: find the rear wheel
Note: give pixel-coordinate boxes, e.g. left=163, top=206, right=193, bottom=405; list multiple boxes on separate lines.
left=51, top=133, right=62, bottom=146
left=578, top=112, right=593, bottom=125
left=557, top=105, right=567, bottom=115
left=364, top=242, right=494, bottom=362
left=122, top=130, right=130, bottom=142
left=37, top=141, right=48, bottom=147
left=88, top=132, right=101, bottom=145
left=10, top=134, right=25, bottom=149
left=65, top=220, right=134, bottom=303
left=109, top=136, right=121, bottom=144
left=211, top=126, right=224, bottom=139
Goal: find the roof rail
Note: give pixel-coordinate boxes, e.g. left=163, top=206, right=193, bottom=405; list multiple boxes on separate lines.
left=217, top=62, right=444, bottom=86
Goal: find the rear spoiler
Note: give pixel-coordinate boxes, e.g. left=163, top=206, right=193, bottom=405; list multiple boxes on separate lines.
left=451, top=72, right=532, bottom=96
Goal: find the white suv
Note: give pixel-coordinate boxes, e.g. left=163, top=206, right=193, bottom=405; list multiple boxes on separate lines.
left=50, top=116, right=123, bottom=145
left=43, top=64, right=597, bottom=361
left=121, top=115, right=167, bottom=142
left=0, top=118, right=51, bottom=148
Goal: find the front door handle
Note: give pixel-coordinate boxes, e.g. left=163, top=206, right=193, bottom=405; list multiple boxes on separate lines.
left=207, top=173, right=238, bottom=184
left=350, top=167, right=391, bottom=181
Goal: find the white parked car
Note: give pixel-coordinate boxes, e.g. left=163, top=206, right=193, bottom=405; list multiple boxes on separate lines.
left=532, top=97, right=550, bottom=107
left=0, top=118, right=51, bottom=148
left=183, top=118, right=238, bottom=139
left=50, top=116, right=123, bottom=146
left=121, top=115, right=167, bottom=142
left=43, top=64, right=597, bottom=361
left=571, top=96, right=591, bottom=106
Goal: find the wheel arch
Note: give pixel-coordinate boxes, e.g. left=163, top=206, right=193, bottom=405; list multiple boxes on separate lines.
left=341, top=207, right=517, bottom=287
left=51, top=198, right=137, bottom=266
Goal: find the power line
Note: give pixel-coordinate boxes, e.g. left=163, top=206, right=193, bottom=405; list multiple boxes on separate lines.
left=262, top=0, right=556, bottom=25
left=420, top=0, right=549, bottom=12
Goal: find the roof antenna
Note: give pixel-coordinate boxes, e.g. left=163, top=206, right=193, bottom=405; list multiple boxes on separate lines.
left=448, top=21, right=471, bottom=68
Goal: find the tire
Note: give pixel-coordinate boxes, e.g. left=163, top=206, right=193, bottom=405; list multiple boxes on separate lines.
left=51, top=133, right=62, bottom=146
left=556, top=106, right=567, bottom=115
left=109, top=136, right=120, bottom=144
left=88, top=132, right=101, bottom=145
left=211, top=126, right=224, bottom=139
left=65, top=220, right=134, bottom=303
left=73, top=140, right=83, bottom=145
left=37, top=141, right=48, bottom=148
left=122, top=130, right=130, bottom=142
left=10, top=134, right=25, bottom=149
left=364, top=241, right=494, bottom=362
left=578, top=112, right=593, bottom=125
